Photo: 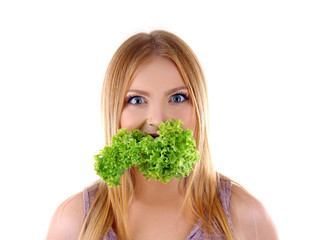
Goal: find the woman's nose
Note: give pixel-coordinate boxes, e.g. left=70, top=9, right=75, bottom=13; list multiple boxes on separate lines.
left=146, top=103, right=167, bottom=127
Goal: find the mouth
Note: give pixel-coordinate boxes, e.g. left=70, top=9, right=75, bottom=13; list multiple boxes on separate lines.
left=148, top=133, right=159, bottom=138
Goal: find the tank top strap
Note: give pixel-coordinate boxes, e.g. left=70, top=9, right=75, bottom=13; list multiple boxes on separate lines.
left=83, top=182, right=100, bottom=218
left=217, top=178, right=234, bottom=233
left=83, top=183, right=117, bottom=240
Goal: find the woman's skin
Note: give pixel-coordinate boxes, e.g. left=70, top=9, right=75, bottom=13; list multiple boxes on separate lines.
left=121, top=57, right=196, bottom=239
left=46, top=56, right=279, bottom=240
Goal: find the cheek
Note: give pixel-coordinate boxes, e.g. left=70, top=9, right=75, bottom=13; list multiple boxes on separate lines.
left=172, top=105, right=196, bottom=131
left=184, top=109, right=197, bottom=131
left=120, top=107, right=143, bottom=129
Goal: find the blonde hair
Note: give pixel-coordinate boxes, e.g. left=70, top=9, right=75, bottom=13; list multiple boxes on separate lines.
left=80, top=30, right=235, bottom=240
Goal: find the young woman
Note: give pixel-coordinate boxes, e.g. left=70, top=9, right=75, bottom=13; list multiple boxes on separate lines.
left=47, top=30, right=279, bottom=240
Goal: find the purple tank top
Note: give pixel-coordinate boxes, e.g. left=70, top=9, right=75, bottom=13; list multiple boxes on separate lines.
left=83, top=179, right=234, bottom=240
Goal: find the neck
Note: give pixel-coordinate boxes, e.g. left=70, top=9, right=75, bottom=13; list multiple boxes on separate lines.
left=132, top=167, right=185, bottom=205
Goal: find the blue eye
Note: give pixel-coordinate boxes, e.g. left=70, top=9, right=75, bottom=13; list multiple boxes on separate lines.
left=128, top=96, right=144, bottom=105
left=171, top=94, right=188, bottom=103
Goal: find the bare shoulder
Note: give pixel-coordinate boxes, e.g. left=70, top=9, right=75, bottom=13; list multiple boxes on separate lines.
left=46, top=191, right=84, bottom=240
left=229, top=183, right=279, bottom=240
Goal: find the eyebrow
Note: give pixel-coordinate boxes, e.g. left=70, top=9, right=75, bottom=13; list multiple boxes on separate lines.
left=127, top=86, right=188, bottom=97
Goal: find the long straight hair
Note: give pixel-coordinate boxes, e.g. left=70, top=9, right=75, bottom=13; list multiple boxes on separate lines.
left=80, top=30, right=235, bottom=240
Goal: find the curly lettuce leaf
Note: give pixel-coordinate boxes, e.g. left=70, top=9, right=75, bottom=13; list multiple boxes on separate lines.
left=94, top=119, right=200, bottom=187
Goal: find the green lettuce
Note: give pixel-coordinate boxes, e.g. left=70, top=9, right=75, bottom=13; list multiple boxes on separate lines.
left=94, top=119, right=200, bottom=187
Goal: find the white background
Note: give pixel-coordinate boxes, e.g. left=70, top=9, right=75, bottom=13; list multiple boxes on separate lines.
left=0, top=1, right=322, bottom=239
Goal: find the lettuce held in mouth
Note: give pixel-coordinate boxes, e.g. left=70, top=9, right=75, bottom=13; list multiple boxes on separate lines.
left=94, top=119, right=200, bottom=187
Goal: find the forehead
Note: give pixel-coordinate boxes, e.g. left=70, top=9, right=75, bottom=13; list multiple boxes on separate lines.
left=128, top=57, right=186, bottom=90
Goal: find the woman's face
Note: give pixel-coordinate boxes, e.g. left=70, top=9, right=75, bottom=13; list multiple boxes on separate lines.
left=120, top=57, right=196, bottom=136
